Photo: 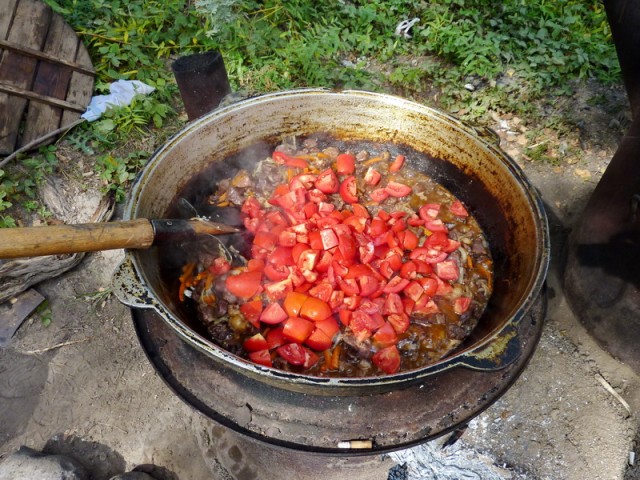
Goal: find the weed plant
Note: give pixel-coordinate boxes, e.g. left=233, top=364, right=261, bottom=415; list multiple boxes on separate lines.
left=0, top=0, right=620, bottom=227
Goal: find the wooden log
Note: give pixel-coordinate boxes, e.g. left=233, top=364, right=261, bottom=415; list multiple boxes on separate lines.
left=61, top=43, right=94, bottom=126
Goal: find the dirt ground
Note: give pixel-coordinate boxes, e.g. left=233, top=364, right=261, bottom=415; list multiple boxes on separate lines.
left=1, top=80, right=639, bottom=480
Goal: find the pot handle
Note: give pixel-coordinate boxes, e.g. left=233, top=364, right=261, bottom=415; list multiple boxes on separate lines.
left=111, top=255, right=159, bottom=309
left=452, top=321, right=522, bottom=371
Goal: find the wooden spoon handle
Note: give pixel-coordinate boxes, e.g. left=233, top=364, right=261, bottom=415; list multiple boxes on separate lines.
left=0, top=219, right=155, bottom=259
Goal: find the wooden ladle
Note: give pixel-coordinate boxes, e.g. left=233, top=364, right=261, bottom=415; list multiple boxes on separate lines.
left=0, top=218, right=239, bottom=259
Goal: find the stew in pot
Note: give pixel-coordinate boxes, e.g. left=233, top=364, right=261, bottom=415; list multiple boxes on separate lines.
left=176, top=136, right=493, bottom=376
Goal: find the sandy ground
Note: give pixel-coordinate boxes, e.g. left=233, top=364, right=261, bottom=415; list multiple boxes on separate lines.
left=1, top=81, right=639, bottom=480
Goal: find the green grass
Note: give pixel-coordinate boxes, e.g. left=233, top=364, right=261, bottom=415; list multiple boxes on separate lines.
left=0, top=0, right=621, bottom=227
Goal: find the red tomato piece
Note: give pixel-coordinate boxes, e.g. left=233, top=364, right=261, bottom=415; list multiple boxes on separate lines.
left=454, top=296, right=472, bottom=314
left=400, top=260, right=418, bottom=279
left=283, top=316, right=315, bottom=343
left=240, top=299, right=263, bottom=328
left=343, top=295, right=362, bottom=310
left=289, top=173, right=317, bottom=191
left=435, top=259, right=460, bottom=281
left=209, top=257, right=231, bottom=275
left=225, top=271, right=263, bottom=299
left=315, top=316, right=340, bottom=339
left=349, top=311, right=373, bottom=341
left=278, top=230, right=297, bottom=247
left=315, top=251, right=333, bottom=273
left=387, top=313, right=410, bottom=334
left=401, top=229, right=419, bottom=250
left=241, top=196, right=263, bottom=218
left=272, top=151, right=309, bottom=169
left=358, top=275, right=379, bottom=297
left=276, top=343, right=307, bottom=365
left=260, top=302, right=288, bottom=324
left=419, top=203, right=441, bottom=221
left=267, top=245, right=294, bottom=266
left=338, top=309, right=352, bottom=326
left=418, top=276, right=439, bottom=297
left=248, top=349, right=272, bottom=368
left=364, top=167, right=382, bottom=186
left=315, top=168, right=340, bottom=194
left=372, top=345, right=401, bottom=374
left=283, top=291, right=309, bottom=317
left=337, top=276, right=360, bottom=296
left=450, top=200, right=469, bottom=217
left=424, top=218, right=448, bottom=233
left=336, top=153, right=356, bottom=175
left=339, top=176, right=358, bottom=203
left=243, top=333, right=269, bottom=352
left=384, top=181, right=412, bottom=198
left=263, top=278, right=293, bottom=301
left=382, top=276, right=410, bottom=293
left=404, top=280, right=425, bottom=303
left=382, top=292, right=404, bottom=315
left=351, top=203, right=370, bottom=218
left=373, top=322, right=398, bottom=348
left=263, top=263, right=289, bottom=281
left=425, top=231, right=449, bottom=250
left=297, top=249, right=320, bottom=271
left=320, top=228, right=339, bottom=250
left=305, top=328, right=333, bottom=351
left=266, top=326, right=286, bottom=349
left=407, top=214, right=425, bottom=226
left=246, top=259, right=264, bottom=273
left=389, top=154, right=405, bottom=172
left=308, top=230, right=324, bottom=250
left=308, top=282, right=333, bottom=303
left=369, top=188, right=389, bottom=203
left=300, top=296, right=333, bottom=321
left=329, top=290, right=345, bottom=310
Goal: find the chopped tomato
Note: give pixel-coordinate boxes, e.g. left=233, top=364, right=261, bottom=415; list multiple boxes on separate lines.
left=225, top=271, right=263, bottom=299
left=450, top=200, right=469, bottom=217
left=300, top=297, right=333, bottom=321
left=384, top=181, right=412, bottom=198
left=266, top=326, right=286, bottom=349
left=283, top=291, right=309, bottom=317
left=260, top=302, right=288, bottom=324
left=210, top=257, right=231, bottom=275
left=315, top=316, right=340, bottom=339
left=315, top=168, right=340, bottom=194
left=454, top=296, right=472, bottom=314
left=364, top=167, right=381, bottom=186
left=283, top=316, right=315, bottom=343
left=383, top=276, right=410, bottom=293
left=240, top=300, right=263, bottom=327
left=272, top=150, right=308, bottom=169
left=336, top=153, right=356, bottom=175
left=248, top=349, right=272, bottom=368
left=419, top=203, right=441, bottom=220
left=305, top=328, right=333, bottom=351
left=387, top=313, right=410, bottom=334
left=276, top=343, right=307, bottom=365
left=389, top=154, right=405, bottom=172
left=435, top=259, right=460, bottom=281
left=339, top=176, right=358, bottom=203
left=373, top=322, right=398, bottom=348
left=369, top=188, right=389, bottom=203
left=243, top=333, right=269, bottom=352
left=372, top=345, right=401, bottom=374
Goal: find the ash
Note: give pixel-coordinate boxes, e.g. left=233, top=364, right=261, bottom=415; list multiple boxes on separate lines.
left=388, top=432, right=530, bottom=480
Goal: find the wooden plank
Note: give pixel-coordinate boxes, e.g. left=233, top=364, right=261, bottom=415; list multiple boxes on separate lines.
left=0, top=83, right=85, bottom=112
left=21, top=14, right=78, bottom=145
left=61, top=43, right=93, bottom=126
left=0, top=39, right=95, bottom=76
left=0, top=0, right=52, bottom=155
left=0, top=0, right=20, bottom=39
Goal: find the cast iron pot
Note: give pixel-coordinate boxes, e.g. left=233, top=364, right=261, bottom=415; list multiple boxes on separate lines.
left=113, top=89, right=550, bottom=396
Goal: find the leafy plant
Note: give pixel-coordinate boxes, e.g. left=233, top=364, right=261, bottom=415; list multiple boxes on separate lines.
left=96, top=151, right=149, bottom=202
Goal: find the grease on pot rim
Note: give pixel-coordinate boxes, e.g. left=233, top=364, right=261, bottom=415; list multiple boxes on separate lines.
left=174, top=135, right=494, bottom=377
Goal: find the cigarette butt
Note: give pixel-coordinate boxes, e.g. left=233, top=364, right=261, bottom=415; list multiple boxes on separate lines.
left=337, top=440, right=373, bottom=449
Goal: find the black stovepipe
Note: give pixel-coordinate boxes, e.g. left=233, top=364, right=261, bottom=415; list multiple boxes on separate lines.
left=171, top=51, right=232, bottom=121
